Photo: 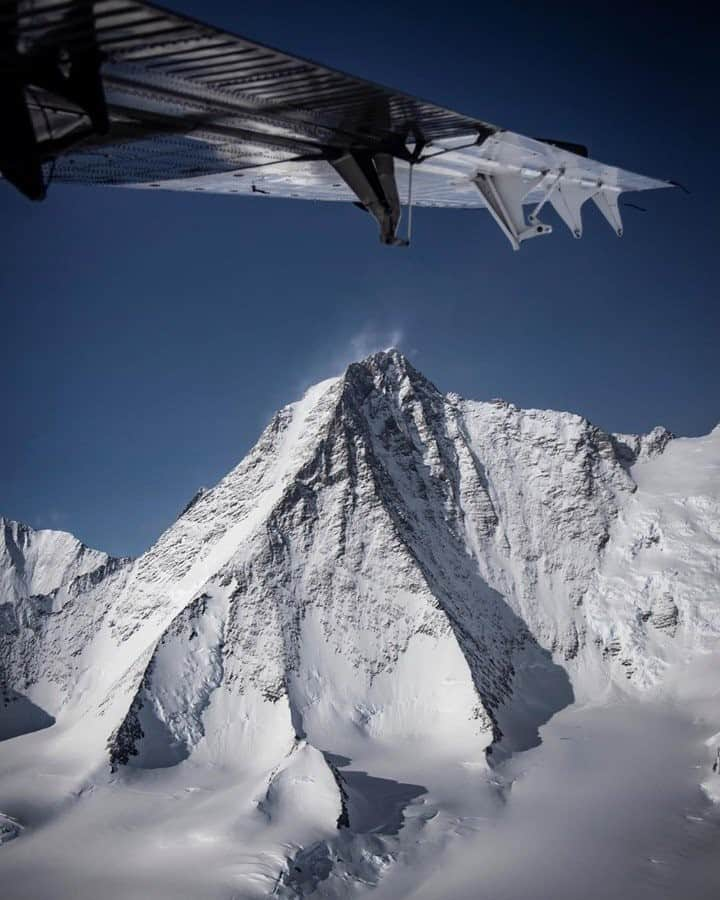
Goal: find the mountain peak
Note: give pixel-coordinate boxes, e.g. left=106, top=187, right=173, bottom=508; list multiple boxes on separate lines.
left=343, top=348, right=441, bottom=404
left=0, top=516, right=118, bottom=605
left=360, top=345, right=407, bottom=368
left=2, top=362, right=719, bottom=898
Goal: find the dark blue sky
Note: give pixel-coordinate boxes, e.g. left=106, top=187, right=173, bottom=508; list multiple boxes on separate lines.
left=1, top=1, right=717, bottom=558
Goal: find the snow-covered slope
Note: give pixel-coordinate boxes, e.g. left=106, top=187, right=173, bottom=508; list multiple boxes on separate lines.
left=0, top=520, right=128, bottom=741
left=1, top=350, right=718, bottom=899
left=0, top=517, right=118, bottom=605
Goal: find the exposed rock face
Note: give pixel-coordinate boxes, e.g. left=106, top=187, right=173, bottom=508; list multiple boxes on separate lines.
left=611, top=426, right=675, bottom=465
left=1, top=351, right=718, bottom=895
left=0, top=813, right=22, bottom=846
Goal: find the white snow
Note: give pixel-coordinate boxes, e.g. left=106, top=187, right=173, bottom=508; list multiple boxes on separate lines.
left=1, top=351, right=718, bottom=898
left=0, top=517, right=111, bottom=602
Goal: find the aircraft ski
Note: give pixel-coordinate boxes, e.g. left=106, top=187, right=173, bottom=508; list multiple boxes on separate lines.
left=0, top=0, right=674, bottom=249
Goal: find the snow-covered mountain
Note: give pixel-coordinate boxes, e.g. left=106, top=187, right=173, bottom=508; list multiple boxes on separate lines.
left=0, top=516, right=120, bottom=606
left=1, top=350, right=719, bottom=899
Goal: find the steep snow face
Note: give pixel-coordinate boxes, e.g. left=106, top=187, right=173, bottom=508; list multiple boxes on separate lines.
left=585, top=426, right=720, bottom=686
left=1, top=350, right=718, bottom=899
left=449, top=396, right=636, bottom=661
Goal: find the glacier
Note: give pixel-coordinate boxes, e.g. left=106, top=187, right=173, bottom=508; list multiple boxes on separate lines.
left=0, top=349, right=718, bottom=898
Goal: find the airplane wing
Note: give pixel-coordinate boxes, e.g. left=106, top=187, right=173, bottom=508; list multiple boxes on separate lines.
left=1, top=0, right=674, bottom=248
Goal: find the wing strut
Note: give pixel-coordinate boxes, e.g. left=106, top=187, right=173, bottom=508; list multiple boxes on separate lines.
left=329, top=151, right=408, bottom=246
left=405, top=162, right=415, bottom=244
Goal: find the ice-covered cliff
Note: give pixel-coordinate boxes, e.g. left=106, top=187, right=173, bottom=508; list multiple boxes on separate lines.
left=1, top=350, right=718, bottom=899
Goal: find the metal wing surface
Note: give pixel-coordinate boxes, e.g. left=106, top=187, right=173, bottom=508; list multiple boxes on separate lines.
left=1, top=0, right=674, bottom=247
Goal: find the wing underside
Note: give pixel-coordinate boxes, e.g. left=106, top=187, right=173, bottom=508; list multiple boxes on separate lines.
left=1, top=0, right=673, bottom=247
